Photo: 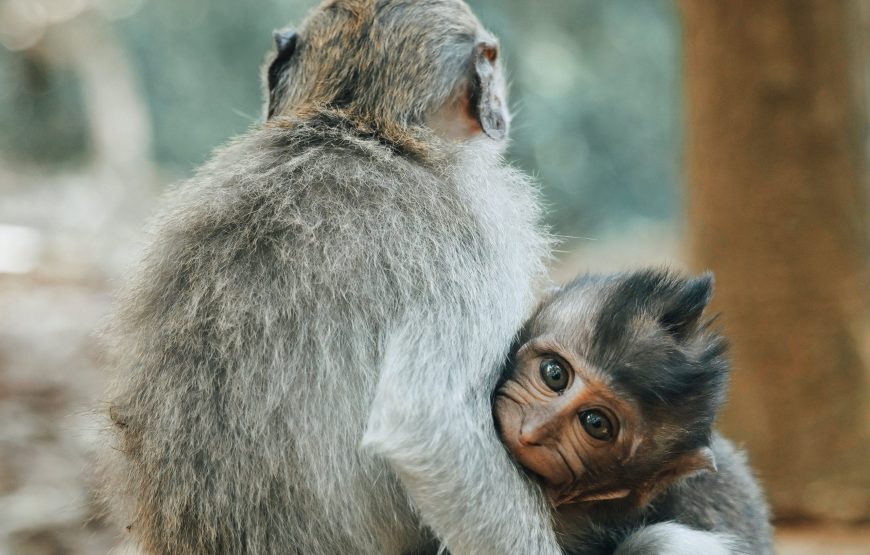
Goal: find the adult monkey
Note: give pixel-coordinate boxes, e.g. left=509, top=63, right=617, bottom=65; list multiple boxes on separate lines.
left=101, top=1, right=559, bottom=554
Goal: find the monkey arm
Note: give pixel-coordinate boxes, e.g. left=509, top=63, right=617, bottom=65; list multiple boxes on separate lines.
left=362, top=321, right=563, bottom=555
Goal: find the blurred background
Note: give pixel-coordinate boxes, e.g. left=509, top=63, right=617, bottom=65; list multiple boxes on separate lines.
left=0, top=0, right=868, bottom=553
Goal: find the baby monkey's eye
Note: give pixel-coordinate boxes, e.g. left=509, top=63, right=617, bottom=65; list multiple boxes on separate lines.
left=580, top=410, right=613, bottom=441
left=539, top=358, right=569, bottom=392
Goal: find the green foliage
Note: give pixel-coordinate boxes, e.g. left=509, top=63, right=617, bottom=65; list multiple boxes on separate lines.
left=112, top=0, right=309, bottom=171
left=470, top=0, right=682, bottom=236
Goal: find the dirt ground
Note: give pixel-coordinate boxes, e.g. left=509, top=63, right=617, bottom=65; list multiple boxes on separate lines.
left=776, top=524, right=870, bottom=555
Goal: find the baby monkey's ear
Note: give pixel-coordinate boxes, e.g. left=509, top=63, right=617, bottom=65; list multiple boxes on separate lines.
left=659, top=273, right=714, bottom=341
left=637, top=446, right=717, bottom=506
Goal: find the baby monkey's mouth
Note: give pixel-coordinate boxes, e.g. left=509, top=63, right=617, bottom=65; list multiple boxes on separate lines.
left=510, top=454, right=582, bottom=508
left=494, top=390, right=578, bottom=497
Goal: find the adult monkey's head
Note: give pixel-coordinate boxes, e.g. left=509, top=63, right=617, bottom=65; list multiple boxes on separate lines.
left=265, top=0, right=509, bottom=145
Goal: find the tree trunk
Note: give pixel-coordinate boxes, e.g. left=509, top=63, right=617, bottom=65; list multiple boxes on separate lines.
left=681, top=0, right=870, bottom=522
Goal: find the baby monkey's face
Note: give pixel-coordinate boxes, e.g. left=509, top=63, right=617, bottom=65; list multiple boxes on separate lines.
left=495, top=337, right=641, bottom=507
left=496, top=271, right=725, bottom=508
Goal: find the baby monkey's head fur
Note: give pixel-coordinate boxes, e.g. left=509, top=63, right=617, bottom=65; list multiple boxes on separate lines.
left=264, top=0, right=508, bottom=149
left=496, top=269, right=729, bottom=508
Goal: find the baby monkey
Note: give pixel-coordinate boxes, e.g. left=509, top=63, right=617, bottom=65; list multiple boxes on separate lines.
left=495, top=269, right=773, bottom=555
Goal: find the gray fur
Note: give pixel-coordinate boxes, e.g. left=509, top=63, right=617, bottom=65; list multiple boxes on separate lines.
left=100, top=1, right=560, bottom=553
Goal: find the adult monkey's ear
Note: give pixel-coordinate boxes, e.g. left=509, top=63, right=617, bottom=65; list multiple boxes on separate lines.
left=469, top=40, right=508, bottom=140
left=267, top=28, right=299, bottom=118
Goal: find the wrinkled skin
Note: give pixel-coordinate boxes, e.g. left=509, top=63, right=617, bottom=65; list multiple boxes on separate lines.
left=495, top=340, right=643, bottom=506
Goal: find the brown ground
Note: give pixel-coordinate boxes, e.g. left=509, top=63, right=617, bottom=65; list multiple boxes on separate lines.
left=777, top=523, right=870, bottom=555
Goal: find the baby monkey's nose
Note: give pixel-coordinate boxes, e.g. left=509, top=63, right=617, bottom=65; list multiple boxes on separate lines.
left=518, top=427, right=544, bottom=446
left=518, top=414, right=561, bottom=446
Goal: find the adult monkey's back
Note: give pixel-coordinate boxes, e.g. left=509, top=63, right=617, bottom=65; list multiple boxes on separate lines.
left=101, top=1, right=557, bottom=553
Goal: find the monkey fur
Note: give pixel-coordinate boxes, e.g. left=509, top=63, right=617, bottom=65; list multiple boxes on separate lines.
left=495, top=269, right=774, bottom=555
left=101, top=1, right=560, bottom=554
